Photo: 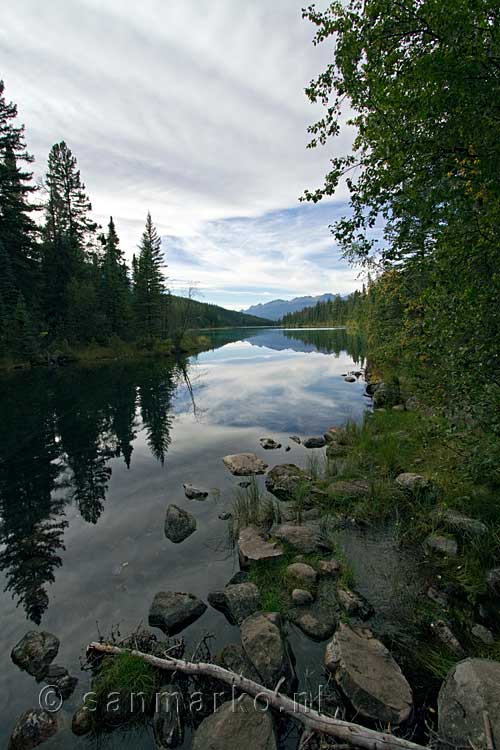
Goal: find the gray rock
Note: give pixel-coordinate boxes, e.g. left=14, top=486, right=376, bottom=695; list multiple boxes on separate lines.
left=240, top=613, right=295, bottom=691
left=405, top=396, right=420, bottom=411
left=344, top=376, right=356, bottom=383
left=486, top=567, right=500, bottom=596
left=153, top=683, right=184, bottom=749
left=325, top=624, right=413, bottom=725
left=424, top=534, right=458, bottom=557
left=183, top=483, right=208, bottom=500
left=395, top=472, right=434, bottom=493
left=438, top=509, right=487, bottom=536
left=430, top=620, right=465, bottom=657
left=265, top=463, right=310, bottom=501
left=8, top=709, right=58, bottom=750
left=72, top=705, right=93, bottom=736
left=238, top=526, right=284, bottom=569
left=214, top=643, right=261, bottom=682
left=223, top=453, right=268, bottom=476
left=337, top=587, right=374, bottom=619
left=271, top=523, right=332, bottom=554
left=208, top=582, right=261, bottom=625
left=285, top=562, right=317, bottom=588
left=218, top=511, right=232, bottom=521
left=288, top=578, right=338, bottom=641
left=43, top=664, right=78, bottom=699
left=149, top=591, right=207, bottom=635
left=303, top=436, right=326, bottom=449
left=278, top=502, right=321, bottom=523
left=471, top=623, right=494, bottom=645
left=164, top=504, right=196, bottom=543
left=192, top=695, right=276, bottom=750
left=328, top=480, right=370, bottom=499
left=289, top=436, right=301, bottom=444
left=318, top=559, right=341, bottom=577
left=11, top=631, right=59, bottom=679
left=292, top=589, right=314, bottom=605
left=259, top=438, right=281, bottom=450
left=438, top=658, right=500, bottom=748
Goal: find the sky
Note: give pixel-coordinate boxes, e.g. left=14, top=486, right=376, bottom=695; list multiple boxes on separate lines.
left=1, top=0, right=362, bottom=309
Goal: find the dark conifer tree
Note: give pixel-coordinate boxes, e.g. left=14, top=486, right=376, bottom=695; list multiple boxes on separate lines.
left=133, top=213, right=165, bottom=341
left=100, top=216, right=131, bottom=339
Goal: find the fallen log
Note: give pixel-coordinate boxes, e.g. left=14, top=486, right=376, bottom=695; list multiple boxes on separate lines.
left=87, top=641, right=429, bottom=750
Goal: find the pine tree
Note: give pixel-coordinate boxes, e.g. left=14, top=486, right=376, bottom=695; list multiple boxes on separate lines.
left=100, top=216, right=131, bottom=339
left=0, top=81, right=39, bottom=302
left=133, top=213, right=166, bottom=341
left=11, top=291, right=36, bottom=359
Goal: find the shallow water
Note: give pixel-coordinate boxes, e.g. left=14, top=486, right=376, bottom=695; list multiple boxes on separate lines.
left=0, top=327, right=418, bottom=746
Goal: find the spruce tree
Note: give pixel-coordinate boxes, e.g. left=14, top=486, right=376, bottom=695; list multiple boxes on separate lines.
left=133, top=213, right=165, bottom=341
left=12, top=291, right=36, bottom=360
left=100, top=216, right=131, bottom=339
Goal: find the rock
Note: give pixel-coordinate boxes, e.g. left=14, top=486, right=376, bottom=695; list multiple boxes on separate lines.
left=318, top=560, right=341, bottom=577
left=438, top=509, right=488, bottom=536
left=405, top=396, right=420, bottom=410
left=43, top=664, right=78, bottom=699
left=183, top=483, right=209, bottom=500
left=486, top=567, right=500, bottom=596
left=11, top=631, right=59, bottom=679
left=259, top=438, right=281, bottom=450
left=164, top=504, right=196, bottom=543
left=240, top=613, right=295, bottom=691
left=223, top=453, right=268, bottom=476
left=214, top=643, right=261, bottom=682
left=328, top=480, right=371, bottom=499
left=365, top=381, right=381, bottom=396
left=344, top=376, right=356, bottom=383
left=285, top=446, right=291, bottom=452
left=289, top=436, right=301, bottom=444
left=271, top=524, right=332, bottom=554
left=8, top=709, right=58, bottom=750
left=303, top=436, right=326, bottom=448
left=288, top=579, right=338, bottom=641
left=395, top=472, right=434, bottom=493
left=325, top=624, right=413, bottom=725
left=471, top=623, right=494, bottom=645
left=72, top=705, right=93, bottom=736
left=285, top=562, right=317, bottom=588
left=431, top=620, right=465, bottom=656
left=208, top=582, right=261, bottom=625
left=438, top=658, right=500, bottom=748
left=424, top=534, right=458, bottom=557
left=218, top=511, right=232, bottom=521
left=153, top=683, right=184, bottom=749
left=238, top=526, right=284, bottom=569
left=228, top=570, right=249, bottom=585
left=292, top=589, right=314, bottom=605
left=337, top=587, right=373, bottom=619
left=278, top=502, right=321, bottom=522
left=192, top=694, right=276, bottom=750
left=149, top=591, right=207, bottom=635
left=265, top=463, right=310, bottom=501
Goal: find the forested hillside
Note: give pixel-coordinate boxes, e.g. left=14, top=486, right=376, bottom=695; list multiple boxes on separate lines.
left=303, top=0, right=500, bottom=478
left=281, top=291, right=364, bottom=327
left=173, top=296, right=272, bottom=329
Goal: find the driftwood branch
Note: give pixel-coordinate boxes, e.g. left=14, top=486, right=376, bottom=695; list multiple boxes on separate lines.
left=87, top=641, right=429, bottom=750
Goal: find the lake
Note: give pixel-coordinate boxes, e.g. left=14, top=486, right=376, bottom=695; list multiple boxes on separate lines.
left=0, top=327, right=371, bottom=747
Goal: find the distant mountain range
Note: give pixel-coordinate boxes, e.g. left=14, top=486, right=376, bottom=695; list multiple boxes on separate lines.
left=242, top=293, right=338, bottom=321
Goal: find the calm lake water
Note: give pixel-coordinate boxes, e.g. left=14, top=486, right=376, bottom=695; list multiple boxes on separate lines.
left=0, top=327, right=372, bottom=747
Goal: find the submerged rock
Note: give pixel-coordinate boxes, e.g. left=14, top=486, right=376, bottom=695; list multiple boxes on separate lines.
left=438, top=658, right=500, bottom=748
left=285, top=562, right=317, bottom=588
left=265, top=463, right=310, bottom=501
left=11, top=631, right=59, bottom=680
left=192, top=695, right=276, bottom=750
left=72, top=706, right=93, bottom=736
left=303, top=436, right=326, bottom=449
left=149, top=591, right=207, bottom=635
left=424, top=533, right=458, bottom=557
left=325, top=624, right=413, bottom=725
left=8, top=709, right=58, bottom=750
left=223, top=453, right=268, bottom=476
left=288, top=578, right=338, bottom=641
left=43, top=664, right=78, bottom=699
left=208, top=582, right=262, bottom=625
left=259, top=438, right=281, bottom=450
left=271, top=523, right=332, bottom=554
left=238, top=526, right=284, bottom=568
left=164, top=504, right=196, bottom=543
left=240, top=613, right=295, bottom=692
left=183, top=483, right=209, bottom=500
left=153, top=683, right=184, bottom=749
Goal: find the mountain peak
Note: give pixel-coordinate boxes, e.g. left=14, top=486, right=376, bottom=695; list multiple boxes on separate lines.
left=242, top=293, right=338, bottom=321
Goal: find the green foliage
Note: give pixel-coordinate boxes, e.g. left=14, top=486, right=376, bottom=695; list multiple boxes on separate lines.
left=133, top=212, right=165, bottom=342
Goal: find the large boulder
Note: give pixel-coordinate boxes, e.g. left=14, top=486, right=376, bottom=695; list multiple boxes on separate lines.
left=240, top=613, right=295, bottom=691
left=208, top=582, right=262, bottom=625
left=149, top=591, right=207, bottom=635
left=438, top=658, right=500, bottom=748
left=153, top=683, right=184, bottom=749
left=192, top=695, right=276, bottom=750
left=259, top=438, right=281, bottom=450
left=325, top=624, right=413, bottom=725
left=164, top=504, right=196, bottom=543
left=285, top=562, right=317, bottom=589
left=271, top=524, right=332, bottom=554
left=265, top=464, right=310, bottom=501
left=238, top=526, right=284, bottom=568
left=8, top=709, right=57, bottom=750
left=11, top=631, right=59, bottom=679
left=223, top=453, right=268, bottom=476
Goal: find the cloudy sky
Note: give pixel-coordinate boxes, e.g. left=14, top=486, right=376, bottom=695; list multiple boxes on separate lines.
left=1, top=0, right=361, bottom=309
